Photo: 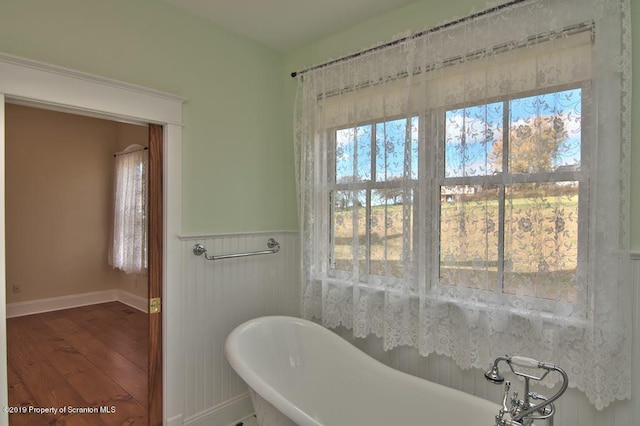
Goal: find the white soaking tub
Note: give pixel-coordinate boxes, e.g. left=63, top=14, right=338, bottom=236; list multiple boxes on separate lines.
left=225, top=316, right=500, bottom=426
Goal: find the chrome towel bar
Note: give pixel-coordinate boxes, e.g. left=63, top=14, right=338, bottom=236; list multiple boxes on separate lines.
left=193, top=238, right=280, bottom=261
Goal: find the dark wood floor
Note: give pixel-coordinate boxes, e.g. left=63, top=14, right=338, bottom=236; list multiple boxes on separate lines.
left=6, top=302, right=148, bottom=425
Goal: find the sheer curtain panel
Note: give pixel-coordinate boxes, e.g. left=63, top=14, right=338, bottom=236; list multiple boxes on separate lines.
left=111, top=145, right=148, bottom=274
left=294, top=0, right=632, bottom=409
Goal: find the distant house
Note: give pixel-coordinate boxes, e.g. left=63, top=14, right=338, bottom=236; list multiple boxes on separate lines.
left=441, top=185, right=476, bottom=202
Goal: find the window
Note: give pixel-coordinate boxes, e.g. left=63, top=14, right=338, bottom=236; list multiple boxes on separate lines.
left=438, top=88, right=584, bottom=304
left=330, top=117, right=418, bottom=281
left=111, top=146, right=148, bottom=274
left=296, top=0, right=631, bottom=408
left=327, top=88, right=585, bottom=304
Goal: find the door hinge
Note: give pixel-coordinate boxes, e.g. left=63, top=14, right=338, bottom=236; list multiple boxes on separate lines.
left=149, top=297, right=161, bottom=314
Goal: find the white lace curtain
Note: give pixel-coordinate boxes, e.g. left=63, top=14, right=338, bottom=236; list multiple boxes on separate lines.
left=294, top=0, right=631, bottom=409
left=111, top=145, right=148, bottom=274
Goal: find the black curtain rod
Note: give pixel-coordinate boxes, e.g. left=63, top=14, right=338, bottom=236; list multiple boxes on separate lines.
left=290, top=0, right=529, bottom=78
left=113, top=146, right=148, bottom=157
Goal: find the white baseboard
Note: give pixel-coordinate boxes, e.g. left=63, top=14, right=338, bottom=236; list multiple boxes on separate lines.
left=6, top=289, right=147, bottom=318
left=183, top=393, right=253, bottom=426
left=117, top=289, right=148, bottom=313
left=166, top=413, right=184, bottom=426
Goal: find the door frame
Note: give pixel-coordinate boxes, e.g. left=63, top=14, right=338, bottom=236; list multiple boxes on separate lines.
left=0, top=53, right=185, bottom=425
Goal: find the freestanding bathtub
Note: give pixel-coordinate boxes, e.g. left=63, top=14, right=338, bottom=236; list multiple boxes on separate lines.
left=225, top=316, right=500, bottom=426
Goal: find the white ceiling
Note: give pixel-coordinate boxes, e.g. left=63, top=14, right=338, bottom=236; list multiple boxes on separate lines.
left=166, top=0, right=418, bottom=51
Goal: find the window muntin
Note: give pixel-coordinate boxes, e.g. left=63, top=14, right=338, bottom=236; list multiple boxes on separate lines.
left=439, top=88, right=583, bottom=304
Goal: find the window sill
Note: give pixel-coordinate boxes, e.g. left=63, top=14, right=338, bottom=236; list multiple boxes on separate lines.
left=320, top=275, right=589, bottom=328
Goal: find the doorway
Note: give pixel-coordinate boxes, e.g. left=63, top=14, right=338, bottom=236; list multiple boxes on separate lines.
left=0, top=54, right=183, bottom=425
left=4, top=104, right=157, bottom=424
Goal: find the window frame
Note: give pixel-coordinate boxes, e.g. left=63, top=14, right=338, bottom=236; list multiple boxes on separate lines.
left=324, top=83, right=591, bottom=311
left=327, top=115, right=420, bottom=284
left=426, top=82, right=591, bottom=311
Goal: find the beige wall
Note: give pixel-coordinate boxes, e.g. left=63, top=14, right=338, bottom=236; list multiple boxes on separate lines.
left=5, top=104, right=148, bottom=304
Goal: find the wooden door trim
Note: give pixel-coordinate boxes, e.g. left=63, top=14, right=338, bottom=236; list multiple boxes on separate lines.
left=148, top=124, right=163, bottom=425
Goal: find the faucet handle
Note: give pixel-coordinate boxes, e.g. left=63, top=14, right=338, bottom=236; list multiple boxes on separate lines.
left=500, top=381, right=511, bottom=414
left=509, top=356, right=541, bottom=369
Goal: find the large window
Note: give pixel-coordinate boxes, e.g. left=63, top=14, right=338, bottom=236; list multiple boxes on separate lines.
left=327, top=87, right=585, bottom=305
left=296, top=0, right=630, bottom=408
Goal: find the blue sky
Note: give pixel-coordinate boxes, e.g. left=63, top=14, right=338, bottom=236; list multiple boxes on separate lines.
left=335, top=116, right=418, bottom=184
left=333, top=88, right=582, bottom=198
left=445, top=88, right=582, bottom=178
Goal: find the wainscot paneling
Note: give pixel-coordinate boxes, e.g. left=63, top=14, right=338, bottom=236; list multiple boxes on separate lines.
left=181, top=236, right=637, bottom=426
left=180, top=231, right=300, bottom=425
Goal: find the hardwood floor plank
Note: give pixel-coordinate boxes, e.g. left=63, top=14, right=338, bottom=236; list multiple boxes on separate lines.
left=44, top=316, right=147, bottom=407
left=6, top=302, right=148, bottom=425
left=102, top=302, right=147, bottom=340
left=61, top=304, right=147, bottom=370
left=6, top=361, right=32, bottom=403
left=98, top=395, right=147, bottom=425
left=7, top=316, right=89, bottom=425
left=12, top=315, right=96, bottom=377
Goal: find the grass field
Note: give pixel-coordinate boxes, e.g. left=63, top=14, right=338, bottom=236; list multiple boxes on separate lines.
left=332, top=188, right=579, bottom=302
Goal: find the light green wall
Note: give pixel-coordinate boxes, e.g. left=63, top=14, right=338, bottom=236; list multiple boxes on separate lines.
left=284, top=0, right=640, bottom=250
left=0, top=0, right=298, bottom=235
left=632, top=0, right=640, bottom=250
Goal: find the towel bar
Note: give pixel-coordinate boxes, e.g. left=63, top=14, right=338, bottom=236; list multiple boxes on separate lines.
left=193, top=238, right=280, bottom=261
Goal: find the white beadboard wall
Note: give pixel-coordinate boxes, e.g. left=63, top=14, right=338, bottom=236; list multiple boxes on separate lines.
left=180, top=231, right=300, bottom=425
left=180, top=232, right=637, bottom=426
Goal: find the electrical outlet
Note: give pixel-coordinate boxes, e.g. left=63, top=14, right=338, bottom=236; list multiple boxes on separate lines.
left=12, top=284, right=20, bottom=294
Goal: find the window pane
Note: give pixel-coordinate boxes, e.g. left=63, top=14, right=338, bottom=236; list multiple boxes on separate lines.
left=375, top=117, right=419, bottom=182
left=336, top=125, right=372, bottom=183
left=410, top=116, right=419, bottom=180
left=370, top=190, right=414, bottom=279
left=445, top=102, right=503, bottom=177
left=439, top=185, right=499, bottom=291
left=331, top=190, right=367, bottom=272
left=508, top=89, right=581, bottom=174
left=503, top=182, right=578, bottom=302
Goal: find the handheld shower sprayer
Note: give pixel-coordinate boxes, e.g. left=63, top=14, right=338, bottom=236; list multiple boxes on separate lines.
left=485, top=355, right=510, bottom=383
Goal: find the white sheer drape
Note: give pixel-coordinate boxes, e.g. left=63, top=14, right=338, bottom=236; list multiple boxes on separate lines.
left=294, top=0, right=631, bottom=409
left=111, top=145, right=148, bottom=274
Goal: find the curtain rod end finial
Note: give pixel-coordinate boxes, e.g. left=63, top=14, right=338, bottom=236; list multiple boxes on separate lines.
left=291, top=71, right=298, bottom=78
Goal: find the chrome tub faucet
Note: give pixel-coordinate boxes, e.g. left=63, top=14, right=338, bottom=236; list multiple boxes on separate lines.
left=484, top=355, right=568, bottom=426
